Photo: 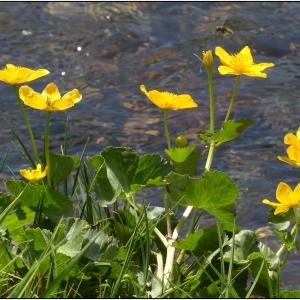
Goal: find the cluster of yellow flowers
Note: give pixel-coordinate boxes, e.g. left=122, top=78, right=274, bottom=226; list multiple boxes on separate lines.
left=140, top=46, right=274, bottom=110
left=0, top=63, right=82, bottom=181
left=263, top=127, right=300, bottom=215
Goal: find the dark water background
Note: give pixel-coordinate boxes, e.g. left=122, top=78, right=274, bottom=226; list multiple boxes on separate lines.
left=0, top=2, right=300, bottom=288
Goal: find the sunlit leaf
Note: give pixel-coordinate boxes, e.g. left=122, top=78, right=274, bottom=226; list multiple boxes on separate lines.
left=167, top=171, right=238, bottom=224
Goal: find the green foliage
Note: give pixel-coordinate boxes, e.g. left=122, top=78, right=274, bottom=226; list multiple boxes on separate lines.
left=172, top=225, right=219, bottom=254
left=49, top=152, right=80, bottom=184
left=5, top=180, right=73, bottom=222
left=199, top=119, right=253, bottom=146
left=167, top=171, right=238, bottom=224
left=165, top=146, right=202, bottom=175
left=89, top=147, right=172, bottom=204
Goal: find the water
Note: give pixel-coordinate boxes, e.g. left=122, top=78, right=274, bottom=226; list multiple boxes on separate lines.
left=0, top=2, right=300, bottom=288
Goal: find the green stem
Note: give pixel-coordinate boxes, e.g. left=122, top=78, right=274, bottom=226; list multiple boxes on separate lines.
left=224, top=76, right=241, bottom=122
left=44, top=112, right=52, bottom=187
left=207, top=69, right=215, bottom=132
left=276, top=223, right=298, bottom=257
left=13, top=85, right=40, bottom=163
left=163, top=110, right=171, bottom=149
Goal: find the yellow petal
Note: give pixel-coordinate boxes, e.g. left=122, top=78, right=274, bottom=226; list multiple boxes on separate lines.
left=19, top=85, right=47, bottom=110
left=284, top=133, right=297, bottom=145
left=277, top=155, right=300, bottom=168
left=140, top=84, right=197, bottom=110
left=215, top=47, right=232, bottom=66
left=242, top=70, right=267, bottom=78
left=218, top=66, right=239, bottom=75
left=287, top=145, right=300, bottom=163
left=42, top=82, right=61, bottom=102
left=0, top=64, right=49, bottom=85
left=274, top=205, right=290, bottom=215
left=250, top=62, right=275, bottom=72
left=276, top=182, right=292, bottom=204
left=61, top=89, right=82, bottom=104
left=25, top=68, right=50, bottom=83
left=262, top=199, right=281, bottom=208
left=19, top=169, right=33, bottom=181
left=238, top=46, right=253, bottom=65
left=51, top=98, right=75, bottom=111
left=294, top=183, right=300, bottom=195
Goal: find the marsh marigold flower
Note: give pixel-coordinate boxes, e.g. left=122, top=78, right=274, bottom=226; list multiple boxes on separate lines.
left=0, top=64, right=49, bottom=85
left=215, top=46, right=274, bottom=78
left=20, top=164, right=47, bottom=181
left=140, top=84, right=198, bottom=110
left=19, top=82, right=82, bottom=111
left=262, top=182, right=300, bottom=215
left=278, top=127, right=300, bottom=168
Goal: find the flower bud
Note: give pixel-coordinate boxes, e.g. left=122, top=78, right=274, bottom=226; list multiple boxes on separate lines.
left=175, top=135, right=188, bottom=148
left=202, top=50, right=214, bottom=69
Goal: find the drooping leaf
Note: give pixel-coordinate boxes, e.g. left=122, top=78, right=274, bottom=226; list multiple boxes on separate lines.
left=89, top=154, right=117, bottom=206
left=223, top=230, right=258, bottom=264
left=165, top=146, right=202, bottom=175
left=268, top=210, right=291, bottom=231
left=167, top=171, right=238, bottom=224
left=89, top=147, right=172, bottom=203
left=50, top=152, right=80, bottom=184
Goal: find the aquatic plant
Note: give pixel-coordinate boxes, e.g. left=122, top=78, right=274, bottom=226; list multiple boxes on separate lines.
left=0, top=45, right=299, bottom=299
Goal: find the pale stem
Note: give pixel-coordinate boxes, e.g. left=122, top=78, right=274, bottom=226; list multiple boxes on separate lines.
left=13, top=85, right=40, bottom=163
left=162, top=62, right=217, bottom=290
left=224, top=76, right=241, bottom=122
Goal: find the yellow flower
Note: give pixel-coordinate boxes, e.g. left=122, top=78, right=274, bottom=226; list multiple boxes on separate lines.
left=19, top=82, right=82, bottom=111
left=202, top=50, right=214, bottom=69
left=0, top=64, right=49, bottom=85
left=278, top=127, right=300, bottom=168
left=215, top=46, right=274, bottom=78
left=20, top=164, right=47, bottom=181
left=262, top=182, right=300, bottom=215
left=140, top=84, right=198, bottom=110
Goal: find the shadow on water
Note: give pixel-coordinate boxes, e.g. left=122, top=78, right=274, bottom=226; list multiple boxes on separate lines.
left=0, top=2, right=300, bottom=288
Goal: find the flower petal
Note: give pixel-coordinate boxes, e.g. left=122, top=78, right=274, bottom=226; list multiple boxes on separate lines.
left=19, top=85, right=47, bottom=110
left=276, top=182, right=292, bottom=204
left=218, top=66, right=239, bottom=75
left=238, top=46, right=253, bottom=65
left=277, top=155, right=300, bottom=168
left=262, top=199, right=281, bottom=208
left=284, top=133, right=297, bottom=145
left=215, top=47, right=232, bottom=66
left=42, top=82, right=61, bottom=102
left=25, top=68, right=50, bottom=83
left=250, top=62, right=275, bottom=72
left=274, top=205, right=290, bottom=215
left=61, top=89, right=82, bottom=104
left=287, top=145, right=300, bottom=163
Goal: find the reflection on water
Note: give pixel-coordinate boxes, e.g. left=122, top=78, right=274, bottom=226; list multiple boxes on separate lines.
left=0, top=2, right=300, bottom=288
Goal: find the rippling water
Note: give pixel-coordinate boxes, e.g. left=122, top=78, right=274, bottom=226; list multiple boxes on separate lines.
left=0, top=2, right=300, bottom=288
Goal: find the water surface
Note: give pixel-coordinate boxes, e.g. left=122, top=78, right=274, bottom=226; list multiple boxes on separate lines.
left=0, top=2, right=300, bottom=288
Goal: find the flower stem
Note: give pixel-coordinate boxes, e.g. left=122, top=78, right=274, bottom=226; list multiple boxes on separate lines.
left=44, top=112, right=52, bottom=187
left=207, top=69, right=215, bottom=132
left=224, top=76, right=240, bottom=122
left=162, top=63, right=217, bottom=290
left=13, top=85, right=40, bottom=163
left=163, top=110, right=171, bottom=149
